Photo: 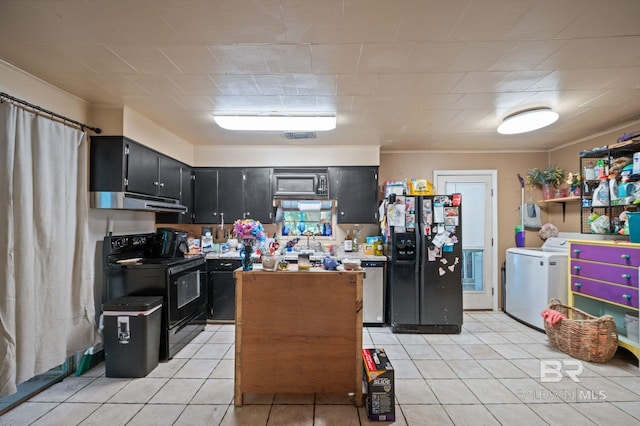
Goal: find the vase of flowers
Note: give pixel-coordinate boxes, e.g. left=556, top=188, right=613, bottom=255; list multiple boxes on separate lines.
left=233, top=219, right=267, bottom=270
left=526, top=165, right=566, bottom=200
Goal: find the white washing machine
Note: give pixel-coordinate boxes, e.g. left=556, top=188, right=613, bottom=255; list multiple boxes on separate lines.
left=505, top=237, right=569, bottom=331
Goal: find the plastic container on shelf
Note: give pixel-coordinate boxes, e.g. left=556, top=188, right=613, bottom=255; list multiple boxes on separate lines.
left=627, top=212, right=640, bottom=243
left=591, top=178, right=609, bottom=207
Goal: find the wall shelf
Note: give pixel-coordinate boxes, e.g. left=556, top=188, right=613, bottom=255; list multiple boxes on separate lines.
left=537, top=196, right=580, bottom=221
left=537, top=196, right=581, bottom=204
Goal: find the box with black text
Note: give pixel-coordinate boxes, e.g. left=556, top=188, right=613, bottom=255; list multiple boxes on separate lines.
left=362, top=348, right=395, bottom=421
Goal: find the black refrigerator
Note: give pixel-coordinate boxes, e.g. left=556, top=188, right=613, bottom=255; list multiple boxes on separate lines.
left=387, top=194, right=463, bottom=333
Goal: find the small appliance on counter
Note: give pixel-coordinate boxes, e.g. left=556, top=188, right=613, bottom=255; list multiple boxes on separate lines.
left=153, top=227, right=189, bottom=258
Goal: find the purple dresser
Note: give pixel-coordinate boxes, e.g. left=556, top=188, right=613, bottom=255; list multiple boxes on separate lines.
left=569, top=240, right=640, bottom=361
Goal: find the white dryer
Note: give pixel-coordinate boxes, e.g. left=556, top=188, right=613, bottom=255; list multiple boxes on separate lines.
left=505, top=237, right=569, bottom=331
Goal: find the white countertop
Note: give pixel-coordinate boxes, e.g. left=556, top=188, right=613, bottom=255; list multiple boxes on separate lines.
left=205, top=247, right=387, bottom=262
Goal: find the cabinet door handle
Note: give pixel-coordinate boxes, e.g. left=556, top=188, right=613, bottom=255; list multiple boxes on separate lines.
left=574, top=282, right=582, bottom=289
left=159, top=182, right=165, bottom=187
left=623, top=294, right=631, bottom=301
left=573, top=249, right=581, bottom=255
left=573, top=265, right=581, bottom=272
left=154, top=181, right=159, bottom=186
left=622, top=274, right=631, bottom=280
left=621, top=254, right=630, bottom=260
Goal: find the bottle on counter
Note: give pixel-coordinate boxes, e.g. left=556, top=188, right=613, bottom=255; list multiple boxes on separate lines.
left=344, top=229, right=353, bottom=252
left=202, top=232, right=213, bottom=253
left=353, top=224, right=362, bottom=252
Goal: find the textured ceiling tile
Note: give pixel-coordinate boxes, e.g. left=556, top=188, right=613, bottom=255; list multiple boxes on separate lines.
left=405, top=42, right=465, bottom=72
left=210, top=74, right=260, bottom=96
left=490, top=40, right=568, bottom=72
left=447, top=41, right=516, bottom=72
left=125, top=74, right=184, bottom=96
left=57, top=45, right=137, bottom=74
left=109, top=46, right=182, bottom=74
left=506, top=0, right=586, bottom=39
left=337, top=74, right=379, bottom=96
left=395, top=0, right=470, bottom=42
left=169, top=74, right=218, bottom=95
left=261, top=44, right=313, bottom=73
left=557, top=0, right=640, bottom=38
left=415, top=73, right=465, bottom=94
left=447, top=0, right=531, bottom=41
left=281, top=0, right=344, bottom=43
left=293, top=74, right=337, bottom=95
left=310, top=44, right=362, bottom=74
left=253, top=74, right=298, bottom=96
left=208, top=45, right=269, bottom=74
left=158, top=46, right=220, bottom=73
left=358, top=43, right=413, bottom=73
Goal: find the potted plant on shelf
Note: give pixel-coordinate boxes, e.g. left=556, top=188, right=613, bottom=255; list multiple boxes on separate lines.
left=526, top=165, right=567, bottom=199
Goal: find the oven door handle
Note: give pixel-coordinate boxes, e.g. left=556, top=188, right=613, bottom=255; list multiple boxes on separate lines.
left=168, top=259, right=205, bottom=275
left=172, top=269, right=206, bottom=285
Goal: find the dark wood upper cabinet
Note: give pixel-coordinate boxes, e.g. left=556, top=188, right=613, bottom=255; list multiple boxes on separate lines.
left=193, top=168, right=219, bottom=224
left=193, top=167, right=273, bottom=224
left=90, top=136, right=183, bottom=200
left=217, top=168, right=245, bottom=224
left=244, top=168, right=272, bottom=223
left=157, top=165, right=193, bottom=224
left=329, top=166, right=379, bottom=224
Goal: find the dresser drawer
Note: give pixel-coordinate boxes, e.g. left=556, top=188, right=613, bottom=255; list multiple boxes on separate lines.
left=570, top=243, right=640, bottom=266
left=571, top=276, right=638, bottom=308
left=571, top=259, right=638, bottom=288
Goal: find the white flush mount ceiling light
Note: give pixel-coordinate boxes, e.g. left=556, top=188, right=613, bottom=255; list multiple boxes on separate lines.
left=213, top=114, right=336, bottom=131
left=497, top=108, right=559, bottom=135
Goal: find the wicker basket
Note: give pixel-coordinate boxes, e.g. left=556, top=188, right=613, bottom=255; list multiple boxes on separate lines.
left=544, top=298, right=618, bottom=363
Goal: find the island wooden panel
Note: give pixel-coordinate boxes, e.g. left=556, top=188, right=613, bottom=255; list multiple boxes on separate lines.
left=234, top=267, right=363, bottom=406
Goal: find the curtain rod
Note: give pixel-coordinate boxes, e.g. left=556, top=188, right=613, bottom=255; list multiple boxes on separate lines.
left=0, top=92, right=102, bottom=134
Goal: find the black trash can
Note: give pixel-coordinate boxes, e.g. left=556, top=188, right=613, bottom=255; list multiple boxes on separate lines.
left=103, top=295, right=163, bottom=378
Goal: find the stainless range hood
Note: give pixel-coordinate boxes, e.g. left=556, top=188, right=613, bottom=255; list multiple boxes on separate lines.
left=91, top=191, right=188, bottom=213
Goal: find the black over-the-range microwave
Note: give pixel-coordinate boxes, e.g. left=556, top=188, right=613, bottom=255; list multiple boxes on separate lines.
left=271, top=168, right=329, bottom=199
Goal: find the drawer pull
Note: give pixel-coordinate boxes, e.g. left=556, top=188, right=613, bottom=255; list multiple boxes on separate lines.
left=573, top=249, right=581, bottom=255
left=623, top=294, right=631, bottom=301
left=573, top=265, right=581, bottom=271
left=574, top=282, right=582, bottom=289
left=621, top=254, right=630, bottom=260
left=622, top=274, right=631, bottom=280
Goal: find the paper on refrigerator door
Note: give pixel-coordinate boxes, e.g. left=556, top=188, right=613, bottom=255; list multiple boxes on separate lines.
left=387, top=199, right=406, bottom=227
left=431, top=229, right=450, bottom=248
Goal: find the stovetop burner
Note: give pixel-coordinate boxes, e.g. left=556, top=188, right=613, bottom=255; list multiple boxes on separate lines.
left=113, top=254, right=204, bottom=267
left=103, top=233, right=202, bottom=270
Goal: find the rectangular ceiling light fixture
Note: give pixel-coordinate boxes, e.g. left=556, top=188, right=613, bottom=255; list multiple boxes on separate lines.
left=213, top=114, right=336, bottom=131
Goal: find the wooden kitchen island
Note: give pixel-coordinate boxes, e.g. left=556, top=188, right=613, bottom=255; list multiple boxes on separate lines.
left=233, top=266, right=364, bottom=406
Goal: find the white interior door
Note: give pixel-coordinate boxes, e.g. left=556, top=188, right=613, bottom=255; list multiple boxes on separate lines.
left=434, top=171, right=497, bottom=310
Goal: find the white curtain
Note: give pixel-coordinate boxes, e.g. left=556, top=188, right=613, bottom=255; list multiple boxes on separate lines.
left=0, top=102, right=98, bottom=397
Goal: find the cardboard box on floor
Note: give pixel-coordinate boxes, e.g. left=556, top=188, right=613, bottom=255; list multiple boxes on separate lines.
left=362, top=348, right=395, bottom=421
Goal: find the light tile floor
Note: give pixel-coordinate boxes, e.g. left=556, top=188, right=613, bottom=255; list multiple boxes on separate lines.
left=2, top=311, right=640, bottom=425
